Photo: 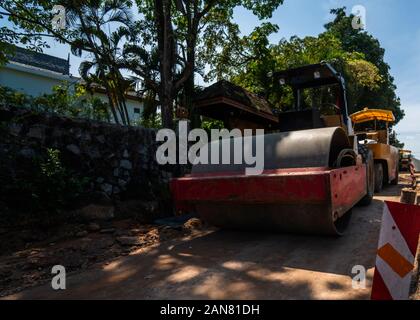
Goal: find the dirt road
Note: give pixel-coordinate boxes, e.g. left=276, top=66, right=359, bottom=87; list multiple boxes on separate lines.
left=4, top=185, right=403, bottom=300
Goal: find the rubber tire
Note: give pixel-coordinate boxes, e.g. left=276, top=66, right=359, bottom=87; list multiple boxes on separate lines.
left=358, top=145, right=374, bottom=206
left=390, top=165, right=399, bottom=185
left=374, top=163, right=384, bottom=193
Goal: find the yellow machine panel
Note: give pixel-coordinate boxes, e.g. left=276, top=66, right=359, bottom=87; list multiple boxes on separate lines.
left=351, top=108, right=399, bottom=192
left=350, top=108, right=395, bottom=124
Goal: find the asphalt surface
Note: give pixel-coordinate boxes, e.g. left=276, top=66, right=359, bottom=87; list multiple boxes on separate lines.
left=4, top=184, right=403, bottom=300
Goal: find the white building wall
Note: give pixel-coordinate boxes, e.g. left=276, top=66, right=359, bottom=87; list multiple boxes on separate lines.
left=93, top=92, right=143, bottom=123
left=0, top=62, right=144, bottom=123
left=0, top=62, right=76, bottom=96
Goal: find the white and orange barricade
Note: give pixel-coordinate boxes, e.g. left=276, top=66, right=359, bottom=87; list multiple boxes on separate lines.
left=371, top=201, right=420, bottom=300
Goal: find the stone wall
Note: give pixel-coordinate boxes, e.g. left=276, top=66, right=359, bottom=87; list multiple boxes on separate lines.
left=0, top=106, right=179, bottom=223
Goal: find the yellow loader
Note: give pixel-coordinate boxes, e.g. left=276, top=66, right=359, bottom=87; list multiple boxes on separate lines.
left=351, top=108, right=399, bottom=192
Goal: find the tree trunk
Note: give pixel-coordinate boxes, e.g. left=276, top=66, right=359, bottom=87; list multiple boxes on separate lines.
left=113, top=89, right=127, bottom=125
left=184, top=43, right=201, bottom=128
left=161, top=93, right=174, bottom=129
left=121, top=98, right=130, bottom=126
left=103, top=82, right=120, bottom=124
left=115, top=79, right=130, bottom=126
left=155, top=0, right=175, bottom=129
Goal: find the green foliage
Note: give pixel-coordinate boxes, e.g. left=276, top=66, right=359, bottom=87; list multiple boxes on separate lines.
left=221, top=32, right=382, bottom=114
left=201, top=118, right=225, bottom=132
left=0, top=148, right=89, bottom=225
left=324, top=7, right=404, bottom=124
left=202, top=22, right=279, bottom=83
left=2, top=0, right=137, bottom=125
left=2, top=2, right=403, bottom=134
left=0, top=41, right=14, bottom=66
left=68, top=0, right=137, bottom=125
left=342, top=58, right=383, bottom=113
left=0, top=1, right=51, bottom=64
left=3, top=1, right=285, bottom=127
left=35, top=149, right=89, bottom=214
left=0, top=84, right=110, bottom=121
left=136, top=112, right=162, bottom=129
left=134, top=91, right=162, bottom=128
left=389, top=131, right=405, bottom=149
left=213, top=6, right=403, bottom=132
left=35, top=83, right=111, bottom=121
left=0, top=85, right=32, bottom=106
left=135, top=0, right=284, bottom=127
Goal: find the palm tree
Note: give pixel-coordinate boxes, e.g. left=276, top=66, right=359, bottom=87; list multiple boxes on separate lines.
left=65, top=0, right=136, bottom=125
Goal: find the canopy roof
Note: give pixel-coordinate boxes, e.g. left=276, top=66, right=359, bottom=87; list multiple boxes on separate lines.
left=350, top=108, right=395, bottom=124
left=273, top=63, right=343, bottom=89
left=194, top=80, right=278, bottom=125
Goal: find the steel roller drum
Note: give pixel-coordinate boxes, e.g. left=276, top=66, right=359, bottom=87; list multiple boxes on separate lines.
left=174, top=127, right=363, bottom=235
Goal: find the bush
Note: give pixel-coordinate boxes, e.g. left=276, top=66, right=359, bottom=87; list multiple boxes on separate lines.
left=0, top=148, right=90, bottom=226
left=201, top=118, right=224, bottom=132
left=0, top=83, right=110, bottom=121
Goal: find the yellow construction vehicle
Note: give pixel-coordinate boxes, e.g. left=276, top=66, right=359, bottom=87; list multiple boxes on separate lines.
left=350, top=108, right=399, bottom=192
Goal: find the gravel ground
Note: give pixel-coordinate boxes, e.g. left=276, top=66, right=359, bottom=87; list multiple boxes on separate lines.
left=0, top=218, right=205, bottom=297
left=1, top=176, right=419, bottom=300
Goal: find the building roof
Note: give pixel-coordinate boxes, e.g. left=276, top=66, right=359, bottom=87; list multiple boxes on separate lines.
left=87, top=84, right=143, bottom=102
left=8, top=46, right=70, bottom=75
left=3, top=47, right=143, bottom=103
left=194, top=80, right=278, bottom=124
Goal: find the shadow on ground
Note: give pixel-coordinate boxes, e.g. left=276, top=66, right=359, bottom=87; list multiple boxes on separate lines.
left=3, top=194, right=387, bottom=300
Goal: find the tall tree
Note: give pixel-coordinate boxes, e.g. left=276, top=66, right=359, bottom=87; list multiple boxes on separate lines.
left=67, top=0, right=137, bottom=125
left=324, top=7, right=404, bottom=123
left=135, top=0, right=284, bottom=128
left=212, top=7, right=403, bottom=136
left=2, top=0, right=285, bottom=128
left=214, top=30, right=383, bottom=114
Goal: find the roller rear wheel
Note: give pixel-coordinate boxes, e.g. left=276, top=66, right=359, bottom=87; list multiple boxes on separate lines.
left=374, top=163, right=384, bottom=193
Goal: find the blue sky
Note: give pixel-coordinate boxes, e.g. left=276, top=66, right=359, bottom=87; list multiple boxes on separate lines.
left=2, top=0, right=419, bottom=155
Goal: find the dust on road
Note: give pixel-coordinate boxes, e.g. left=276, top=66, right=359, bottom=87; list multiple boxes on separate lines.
left=3, top=184, right=406, bottom=300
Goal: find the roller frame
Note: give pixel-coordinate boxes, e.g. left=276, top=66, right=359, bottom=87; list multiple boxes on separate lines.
left=170, top=64, right=370, bottom=236
left=171, top=164, right=367, bottom=235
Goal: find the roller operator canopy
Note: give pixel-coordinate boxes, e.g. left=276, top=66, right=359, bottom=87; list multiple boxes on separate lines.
left=350, top=108, right=395, bottom=124
left=273, top=62, right=343, bottom=89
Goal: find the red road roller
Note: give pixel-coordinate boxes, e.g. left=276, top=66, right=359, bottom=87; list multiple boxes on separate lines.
left=171, top=63, right=375, bottom=235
